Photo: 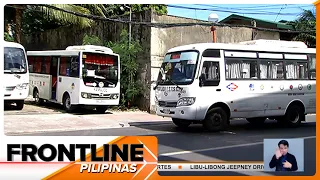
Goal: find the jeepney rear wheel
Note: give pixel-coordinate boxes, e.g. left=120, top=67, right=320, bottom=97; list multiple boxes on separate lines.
left=280, top=104, right=304, bottom=128
left=172, top=118, right=191, bottom=128
left=63, top=93, right=76, bottom=113
left=203, top=107, right=228, bottom=132
left=33, top=88, right=43, bottom=105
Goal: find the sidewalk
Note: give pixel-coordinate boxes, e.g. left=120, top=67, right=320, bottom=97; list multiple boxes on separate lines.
left=4, top=110, right=171, bottom=135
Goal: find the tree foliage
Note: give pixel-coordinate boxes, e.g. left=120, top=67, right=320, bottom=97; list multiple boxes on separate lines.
left=4, top=4, right=167, bottom=42
left=82, top=30, right=145, bottom=109
left=285, top=9, right=316, bottom=48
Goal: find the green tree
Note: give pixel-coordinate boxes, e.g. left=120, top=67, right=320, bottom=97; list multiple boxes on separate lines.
left=5, top=4, right=108, bottom=43
left=106, top=30, right=144, bottom=109
left=82, top=31, right=144, bottom=109
left=5, top=4, right=167, bottom=42
left=286, top=9, right=316, bottom=48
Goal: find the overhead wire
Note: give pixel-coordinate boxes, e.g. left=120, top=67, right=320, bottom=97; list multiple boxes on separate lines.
left=5, top=4, right=315, bottom=34
left=166, top=5, right=301, bottom=16
left=192, top=4, right=314, bottom=11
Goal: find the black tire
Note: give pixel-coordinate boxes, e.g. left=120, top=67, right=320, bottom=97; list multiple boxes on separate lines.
left=172, top=118, right=192, bottom=128
left=33, top=89, right=43, bottom=105
left=282, top=104, right=304, bottom=127
left=96, top=106, right=108, bottom=114
left=15, top=100, right=24, bottom=110
left=203, top=107, right=229, bottom=132
left=246, top=117, right=266, bottom=125
left=63, top=94, right=76, bottom=113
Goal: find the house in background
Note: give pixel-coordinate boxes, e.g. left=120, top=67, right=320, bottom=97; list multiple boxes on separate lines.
left=219, top=14, right=298, bottom=41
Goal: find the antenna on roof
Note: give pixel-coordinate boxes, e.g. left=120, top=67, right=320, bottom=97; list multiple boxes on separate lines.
left=238, top=39, right=308, bottom=48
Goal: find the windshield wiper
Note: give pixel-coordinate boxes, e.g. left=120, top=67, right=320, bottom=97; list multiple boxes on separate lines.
left=103, top=79, right=115, bottom=86
left=168, top=79, right=183, bottom=91
left=153, top=67, right=183, bottom=91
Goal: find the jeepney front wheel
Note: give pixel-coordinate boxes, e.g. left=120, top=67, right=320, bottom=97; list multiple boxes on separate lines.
left=172, top=118, right=191, bottom=128
left=63, top=93, right=76, bottom=113
left=203, top=107, right=229, bottom=132
left=15, top=100, right=24, bottom=110
left=96, top=106, right=108, bottom=114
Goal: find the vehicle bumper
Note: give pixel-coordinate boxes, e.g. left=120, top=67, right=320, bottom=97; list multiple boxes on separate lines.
left=3, top=88, right=29, bottom=101
left=78, top=98, right=119, bottom=106
left=155, top=105, right=198, bottom=120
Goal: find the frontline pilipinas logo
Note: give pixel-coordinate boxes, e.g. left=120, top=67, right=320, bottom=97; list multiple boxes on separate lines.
left=6, top=136, right=158, bottom=180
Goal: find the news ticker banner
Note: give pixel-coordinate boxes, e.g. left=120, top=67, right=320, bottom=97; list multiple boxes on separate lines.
left=1, top=135, right=266, bottom=179
left=157, top=162, right=264, bottom=171
left=1, top=136, right=158, bottom=180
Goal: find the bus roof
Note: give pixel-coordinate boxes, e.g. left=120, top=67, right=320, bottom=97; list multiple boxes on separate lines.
left=167, top=40, right=316, bottom=54
left=3, top=41, right=25, bottom=50
left=27, top=49, right=119, bottom=57
left=27, top=45, right=118, bottom=57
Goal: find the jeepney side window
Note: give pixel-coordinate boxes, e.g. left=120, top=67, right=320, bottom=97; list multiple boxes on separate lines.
left=270, top=61, right=285, bottom=79
left=297, top=62, right=308, bottom=79
left=59, top=56, right=79, bottom=77
left=69, top=56, right=80, bottom=78
left=226, top=59, right=258, bottom=79
left=59, top=57, right=67, bottom=76
left=201, top=61, right=220, bottom=86
left=309, top=54, right=316, bottom=80
left=225, top=60, right=242, bottom=79
left=242, top=60, right=258, bottom=79
left=41, top=56, right=50, bottom=74
left=286, top=61, right=308, bottom=80
left=28, top=56, right=34, bottom=73
left=34, top=56, right=42, bottom=73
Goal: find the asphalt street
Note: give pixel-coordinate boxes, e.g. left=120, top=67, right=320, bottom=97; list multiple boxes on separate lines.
left=17, top=117, right=316, bottom=176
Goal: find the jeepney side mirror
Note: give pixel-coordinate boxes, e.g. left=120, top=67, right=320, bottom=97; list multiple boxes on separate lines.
left=199, top=73, right=206, bottom=87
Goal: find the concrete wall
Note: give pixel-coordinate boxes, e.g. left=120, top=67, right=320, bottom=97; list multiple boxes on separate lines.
left=19, top=11, right=281, bottom=113
left=148, top=14, right=280, bottom=113
left=21, top=11, right=153, bottom=111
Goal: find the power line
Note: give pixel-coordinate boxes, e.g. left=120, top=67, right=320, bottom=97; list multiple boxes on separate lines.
left=5, top=4, right=315, bottom=34
left=167, top=5, right=301, bottom=16
left=192, top=4, right=313, bottom=11
left=274, top=4, right=287, bottom=22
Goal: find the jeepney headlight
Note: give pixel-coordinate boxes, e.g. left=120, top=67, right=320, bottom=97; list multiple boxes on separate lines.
left=81, top=92, right=92, bottom=99
left=111, top=93, right=119, bottom=99
left=16, top=83, right=28, bottom=90
left=177, top=97, right=196, bottom=107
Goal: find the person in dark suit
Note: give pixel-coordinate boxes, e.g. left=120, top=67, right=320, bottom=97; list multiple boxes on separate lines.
left=269, top=140, right=298, bottom=171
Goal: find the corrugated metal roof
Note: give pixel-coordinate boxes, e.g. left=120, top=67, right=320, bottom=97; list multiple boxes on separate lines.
left=219, top=14, right=295, bottom=30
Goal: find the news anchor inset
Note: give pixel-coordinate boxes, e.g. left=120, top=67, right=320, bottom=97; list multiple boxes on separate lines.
left=269, top=140, right=298, bottom=171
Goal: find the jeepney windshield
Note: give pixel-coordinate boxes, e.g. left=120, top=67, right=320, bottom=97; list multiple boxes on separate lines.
left=4, top=47, right=27, bottom=74
left=157, top=51, right=199, bottom=85
left=82, top=52, right=119, bottom=88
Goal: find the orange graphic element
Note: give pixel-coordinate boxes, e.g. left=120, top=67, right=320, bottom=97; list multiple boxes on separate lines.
left=42, top=136, right=158, bottom=180
left=178, top=165, right=182, bottom=170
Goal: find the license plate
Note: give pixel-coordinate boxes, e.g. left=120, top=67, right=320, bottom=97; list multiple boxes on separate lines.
left=163, top=109, right=170, bottom=114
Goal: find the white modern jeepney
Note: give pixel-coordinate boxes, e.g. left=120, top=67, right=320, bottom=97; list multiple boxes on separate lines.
left=3, top=41, right=29, bottom=110
left=154, top=40, right=316, bottom=131
left=27, top=45, right=120, bottom=113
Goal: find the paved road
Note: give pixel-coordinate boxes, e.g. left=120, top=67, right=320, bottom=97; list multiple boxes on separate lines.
left=16, top=117, right=316, bottom=176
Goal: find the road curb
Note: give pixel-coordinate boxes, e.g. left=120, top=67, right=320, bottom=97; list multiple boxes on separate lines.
left=4, top=120, right=173, bottom=136
left=5, top=124, right=130, bottom=136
